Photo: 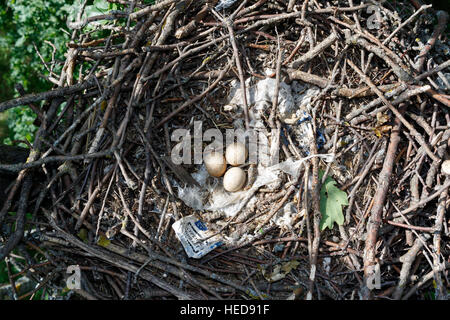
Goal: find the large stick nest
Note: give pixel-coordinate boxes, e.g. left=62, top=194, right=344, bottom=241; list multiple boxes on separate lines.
left=0, top=0, right=449, bottom=300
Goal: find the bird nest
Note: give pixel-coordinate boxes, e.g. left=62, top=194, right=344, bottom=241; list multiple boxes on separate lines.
left=0, top=0, right=449, bottom=300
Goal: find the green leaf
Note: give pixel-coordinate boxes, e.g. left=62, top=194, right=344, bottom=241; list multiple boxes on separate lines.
left=77, top=228, right=88, bottom=243
left=97, top=234, right=111, bottom=247
left=319, top=173, right=348, bottom=231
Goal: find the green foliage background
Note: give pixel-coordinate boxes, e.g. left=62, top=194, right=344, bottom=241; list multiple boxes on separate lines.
left=0, top=0, right=126, bottom=145
left=0, top=0, right=77, bottom=144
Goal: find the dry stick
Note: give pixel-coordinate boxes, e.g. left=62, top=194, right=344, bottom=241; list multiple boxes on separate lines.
left=118, top=236, right=259, bottom=298
left=363, top=4, right=432, bottom=74
left=252, top=236, right=361, bottom=257
left=51, top=92, right=107, bottom=149
left=155, top=194, right=170, bottom=241
left=361, top=114, right=402, bottom=300
left=93, top=21, right=148, bottom=154
left=235, top=0, right=267, bottom=19
left=385, top=220, right=434, bottom=232
left=311, top=44, right=349, bottom=104
left=390, top=178, right=450, bottom=219
left=346, top=59, right=439, bottom=162
left=392, top=233, right=431, bottom=299
left=402, top=262, right=450, bottom=300
left=284, top=28, right=307, bottom=65
left=345, top=34, right=413, bottom=82
left=344, top=139, right=382, bottom=223
left=306, top=117, right=321, bottom=301
left=117, top=185, right=145, bottom=248
left=142, top=33, right=230, bottom=82
left=68, top=33, right=123, bottom=49
left=209, top=13, right=310, bottom=27
left=212, top=6, right=250, bottom=130
left=110, top=55, right=142, bottom=87
left=331, top=15, right=413, bottom=81
left=426, top=88, right=450, bottom=108
left=129, top=0, right=177, bottom=20
left=5, top=258, right=19, bottom=300
left=290, top=32, right=338, bottom=69
left=299, top=0, right=309, bottom=21
left=113, top=150, right=136, bottom=190
left=61, top=0, right=86, bottom=87
left=120, top=228, right=223, bottom=299
left=347, top=85, right=430, bottom=124
left=255, top=185, right=296, bottom=231
left=80, top=48, right=138, bottom=59
left=0, top=176, right=32, bottom=260
left=416, top=59, right=450, bottom=81
left=19, top=267, right=62, bottom=300
left=386, top=4, right=432, bottom=44
left=155, top=61, right=232, bottom=128
left=396, top=130, right=449, bottom=197
left=432, top=176, right=449, bottom=300
left=132, top=3, right=180, bottom=104
left=0, top=148, right=115, bottom=173
left=174, top=3, right=208, bottom=39
left=415, top=10, right=449, bottom=72
left=0, top=78, right=97, bottom=112
left=312, top=2, right=373, bottom=13
left=87, top=85, right=121, bottom=156
left=269, top=32, right=283, bottom=125
left=46, top=217, right=196, bottom=299
left=287, top=69, right=331, bottom=87
left=362, top=27, right=413, bottom=79
left=287, top=0, right=296, bottom=12
left=14, top=84, right=45, bottom=122
left=348, top=67, right=393, bottom=99
left=424, top=127, right=450, bottom=192
left=347, top=0, right=361, bottom=30
left=433, top=176, right=449, bottom=257
left=82, top=221, right=256, bottom=297
left=0, top=97, right=62, bottom=237
left=32, top=168, right=69, bottom=216
left=74, top=160, right=116, bottom=230
left=300, top=163, right=313, bottom=268
left=142, top=9, right=312, bottom=83
left=287, top=69, right=400, bottom=97
left=0, top=171, right=27, bottom=226
left=199, top=225, right=278, bottom=266
left=67, top=11, right=128, bottom=29
left=95, top=166, right=118, bottom=238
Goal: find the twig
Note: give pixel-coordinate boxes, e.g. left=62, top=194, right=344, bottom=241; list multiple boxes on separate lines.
left=346, top=59, right=439, bottom=162
left=415, top=11, right=449, bottom=72
left=361, top=113, right=402, bottom=300
left=0, top=149, right=115, bottom=173
left=0, top=176, right=33, bottom=260
left=290, top=32, right=338, bottom=69
left=0, top=78, right=97, bottom=112
left=155, top=60, right=232, bottom=128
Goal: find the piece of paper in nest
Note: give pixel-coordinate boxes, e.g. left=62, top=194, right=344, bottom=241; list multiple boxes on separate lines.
left=215, top=0, right=240, bottom=11
left=172, top=215, right=222, bottom=259
left=226, top=77, right=320, bottom=121
left=225, top=76, right=324, bottom=155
